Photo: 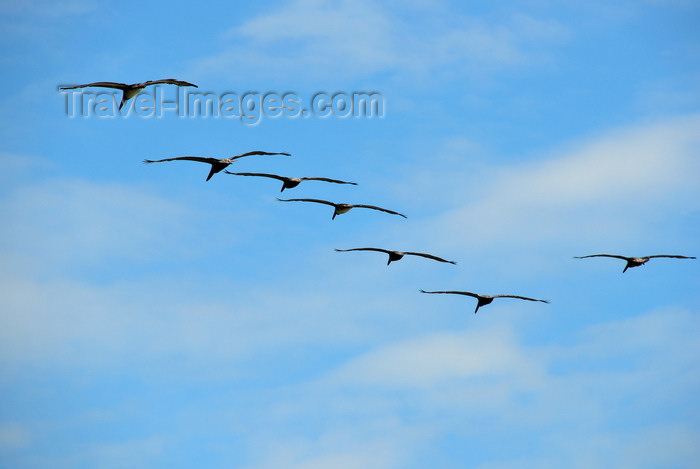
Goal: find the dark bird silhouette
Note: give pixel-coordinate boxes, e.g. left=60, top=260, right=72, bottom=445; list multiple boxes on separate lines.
left=335, top=247, right=455, bottom=265
left=143, top=151, right=291, bottom=181
left=574, top=254, right=696, bottom=273
left=276, top=198, right=406, bottom=219
left=59, top=79, right=197, bottom=110
left=419, top=289, right=549, bottom=314
left=224, top=171, right=357, bottom=192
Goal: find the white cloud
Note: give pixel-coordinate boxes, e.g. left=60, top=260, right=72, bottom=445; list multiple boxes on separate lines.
left=237, top=307, right=700, bottom=468
left=193, top=0, right=569, bottom=82
left=0, top=239, right=416, bottom=374
left=71, top=436, right=166, bottom=469
left=0, top=180, right=172, bottom=266
left=0, top=160, right=452, bottom=372
left=327, top=326, right=542, bottom=389
left=0, top=0, right=97, bottom=52
left=397, top=114, right=700, bottom=257
left=241, top=425, right=415, bottom=469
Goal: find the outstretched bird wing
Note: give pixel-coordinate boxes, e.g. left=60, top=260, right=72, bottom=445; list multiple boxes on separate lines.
left=646, top=255, right=696, bottom=259
left=300, top=177, right=357, bottom=185
left=61, top=79, right=197, bottom=90
left=60, top=81, right=130, bottom=90
left=229, top=151, right=291, bottom=161
left=138, top=79, right=198, bottom=88
left=224, top=173, right=355, bottom=186
left=574, top=254, right=630, bottom=260
left=404, top=252, right=456, bottom=264
left=225, top=172, right=288, bottom=181
left=143, top=156, right=220, bottom=164
left=419, top=290, right=480, bottom=299
left=492, top=295, right=550, bottom=304
left=351, top=204, right=407, bottom=218
left=276, top=198, right=336, bottom=207
left=335, top=247, right=392, bottom=254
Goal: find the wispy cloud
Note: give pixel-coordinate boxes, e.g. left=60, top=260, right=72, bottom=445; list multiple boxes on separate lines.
left=0, top=0, right=97, bottom=51
left=0, top=177, right=202, bottom=276
left=239, top=426, right=415, bottom=469
left=193, top=0, right=569, bottom=83
left=396, top=114, right=700, bottom=257
left=327, top=326, right=541, bottom=389
left=79, top=436, right=166, bottom=469
left=234, top=307, right=700, bottom=468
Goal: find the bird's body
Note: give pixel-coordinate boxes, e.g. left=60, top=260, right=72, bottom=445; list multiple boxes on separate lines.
left=224, top=171, right=357, bottom=192
left=144, top=151, right=291, bottom=181
left=574, top=254, right=696, bottom=272
left=335, top=247, right=456, bottom=265
left=276, top=198, right=406, bottom=219
left=419, top=289, right=549, bottom=313
left=59, top=79, right=197, bottom=110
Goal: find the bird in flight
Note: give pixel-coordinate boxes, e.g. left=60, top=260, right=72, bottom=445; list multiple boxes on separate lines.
left=224, top=171, right=357, bottom=192
left=59, top=79, right=197, bottom=110
left=143, top=151, right=291, bottom=181
left=276, top=198, right=406, bottom=219
left=419, top=290, right=550, bottom=314
left=335, top=247, right=456, bottom=265
left=574, top=254, right=696, bottom=273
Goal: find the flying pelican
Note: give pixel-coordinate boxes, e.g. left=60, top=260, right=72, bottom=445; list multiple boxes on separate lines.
left=143, top=151, right=291, bottom=181
left=59, top=79, right=197, bottom=110
left=574, top=254, right=696, bottom=272
left=224, top=171, right=357, bottom=191
left=419, top=289, right=550, bottom=314
left=335, top=247, right=456, bottom=265
left=276, top=198, right=406, bottom=219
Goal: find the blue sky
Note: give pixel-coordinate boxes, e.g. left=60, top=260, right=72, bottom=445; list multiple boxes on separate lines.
left=1, top=0, right=699, bottom=468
